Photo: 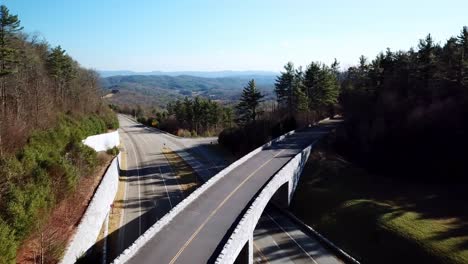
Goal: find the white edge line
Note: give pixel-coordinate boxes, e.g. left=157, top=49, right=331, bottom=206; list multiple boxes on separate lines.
left=265, top=213, right=319, bottom=264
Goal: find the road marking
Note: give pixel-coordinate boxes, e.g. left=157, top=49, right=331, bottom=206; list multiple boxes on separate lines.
left=162, top=147, right=186, bottom=200
left=117, top=134, right=129, bottom=251
left=265, top=213, right=318, bottom=264
left=159, top=166, right=174, bottom=209
left=124, top=123, right=143, bottom=236
left=168, top=149, right=286, bottom=264
left=138, top=134, right=163, bottom=210
left=139, top=133, right=179, bottom=209
left=253, top=242, right=270, bottom=264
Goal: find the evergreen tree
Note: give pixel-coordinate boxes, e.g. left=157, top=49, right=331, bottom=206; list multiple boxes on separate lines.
left=458, top=26, right=468, bottom=86
left=222, top=107, right=234, bottom=128
left=292, top=67, right=308, bottom=112
left=304, top=62, right=339, bottom=118
left=0, top=5, right=22, bottom=156
left=236, top=79, right=264, bottom=124
left=46, top=46, right=75, bottom=106
left=0, top=5, right=22, bottom=77
left=275, top=62, right=295, bottom=113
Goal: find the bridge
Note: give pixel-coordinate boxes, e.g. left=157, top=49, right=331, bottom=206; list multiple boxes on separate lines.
left=112, top=123, right=332, bottom=264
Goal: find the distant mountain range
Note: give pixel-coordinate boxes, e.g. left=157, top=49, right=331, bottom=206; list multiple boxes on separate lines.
left=98, top=70, right=278, bottom=78
left=101, top=73, right=277, bottom=109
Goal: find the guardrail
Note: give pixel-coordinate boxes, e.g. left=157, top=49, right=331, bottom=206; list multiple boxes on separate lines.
left=215, top=143, right=314, bottom=263
left=112, top=129, right=297, bottom=263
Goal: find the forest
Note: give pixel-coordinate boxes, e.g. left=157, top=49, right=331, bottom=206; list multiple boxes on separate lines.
left=220, top=27, right=468, bottom=183
left=0, top=5, right=117, bottom=262
left=339, top=29, right=468, bottom=182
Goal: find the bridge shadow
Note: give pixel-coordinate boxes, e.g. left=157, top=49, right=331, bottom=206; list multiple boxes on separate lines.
left=252, top=206, right=332, bottom=263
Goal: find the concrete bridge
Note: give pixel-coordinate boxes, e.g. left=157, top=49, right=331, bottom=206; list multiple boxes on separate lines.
left=112, top=126, right=330, bottom=264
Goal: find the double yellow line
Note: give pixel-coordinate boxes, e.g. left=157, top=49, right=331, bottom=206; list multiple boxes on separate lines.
left=168, top=149, right=286, bottom=264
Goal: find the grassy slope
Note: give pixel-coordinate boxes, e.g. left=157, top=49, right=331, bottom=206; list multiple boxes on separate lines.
left=290, top=139, right=468, bottom=264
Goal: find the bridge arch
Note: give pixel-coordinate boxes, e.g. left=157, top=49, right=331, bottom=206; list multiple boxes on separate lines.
left=220, top=145, right=313, bottom=264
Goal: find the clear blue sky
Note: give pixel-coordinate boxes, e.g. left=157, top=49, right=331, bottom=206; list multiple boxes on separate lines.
left=4, top=0, right=468, bottom=71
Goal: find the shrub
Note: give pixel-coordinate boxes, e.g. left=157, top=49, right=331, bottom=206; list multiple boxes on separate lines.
left=0, top=218, right=17, bottom=264
left=0, top=112, right=116, bottom=259
left=106, top=146, right=120, bottom=156
left=176, top=129, right=192, bottom=137
left=6, top=179, right=51, bottom=240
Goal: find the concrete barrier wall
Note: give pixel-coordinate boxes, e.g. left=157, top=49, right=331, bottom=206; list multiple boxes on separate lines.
left=112, top=130, right=297, bottom=264
left=216, top=143, right=314, bottom=264
left=60, top=153, right=121, bottom=264
left=83, top=131, right=120, bottom=152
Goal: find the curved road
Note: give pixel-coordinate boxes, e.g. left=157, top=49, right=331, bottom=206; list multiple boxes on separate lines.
left=124, top=124, right=332, bottom=263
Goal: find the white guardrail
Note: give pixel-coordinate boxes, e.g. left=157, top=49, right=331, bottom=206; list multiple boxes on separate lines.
left=112, top=130, right=297, bottom=263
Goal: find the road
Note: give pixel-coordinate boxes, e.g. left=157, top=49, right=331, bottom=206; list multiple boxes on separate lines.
left=115, top=115, right=225, bottom=258
left=253, top=207, right=343, bottom=264
left=124, top=123, right=333, bottom=264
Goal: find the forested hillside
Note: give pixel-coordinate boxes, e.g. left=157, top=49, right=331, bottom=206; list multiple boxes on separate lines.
left=0, top=5, right=117, bottom=262
left=101, top=74, right=276, bottom=109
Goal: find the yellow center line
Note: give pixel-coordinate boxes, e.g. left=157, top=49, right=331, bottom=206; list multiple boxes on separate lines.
left=168, top=149, right=287, bottom=264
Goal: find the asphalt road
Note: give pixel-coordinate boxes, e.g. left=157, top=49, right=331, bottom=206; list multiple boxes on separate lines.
left=116, top=115, right=224, bottom=256
left=253, top=207, right=343, bottom=264
left=125, top=124, right=331, bottom=264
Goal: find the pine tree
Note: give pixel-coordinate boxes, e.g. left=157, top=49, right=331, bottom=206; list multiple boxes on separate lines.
left=275, top=62, right=295, bottom=114
left=293, top=67, right=308, bottom=112
left=458, top=26, right=468, bottom=86
left=0, top=5, right=22, bottom=156
left=236, top=79, right=264, bottom=124
left=0, top=5, right=22, bottom=77
left=304, top=62, right=339, bottom=118
left=46, top=46, right=75, bottom=106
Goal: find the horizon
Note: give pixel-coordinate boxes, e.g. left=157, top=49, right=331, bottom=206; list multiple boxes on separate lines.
left=4, top=0, right=468, bottom=72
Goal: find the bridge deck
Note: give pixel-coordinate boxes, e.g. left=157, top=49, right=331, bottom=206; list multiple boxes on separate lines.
left=126, top=127, right=328, bottom=264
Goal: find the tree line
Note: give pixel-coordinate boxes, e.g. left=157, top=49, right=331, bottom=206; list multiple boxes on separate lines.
left=0, top=5, right=111, bottom=155
left=130, top=97, right=233, bottom=137
left=0, top=5, right=117, bottom=263
left=222, top=27, right=468, bottom=183
left=338, top=28, right=468, bottom=182
left=219, top=60, right=341, bottom=154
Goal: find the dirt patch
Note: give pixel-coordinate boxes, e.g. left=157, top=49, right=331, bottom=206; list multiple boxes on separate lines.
left=16, top=152, right=114, bottom=264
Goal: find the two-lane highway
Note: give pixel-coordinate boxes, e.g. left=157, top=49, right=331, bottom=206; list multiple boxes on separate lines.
left=115, top=115, right=224, bottom=258
left=124, top=126, right=332, bottom=263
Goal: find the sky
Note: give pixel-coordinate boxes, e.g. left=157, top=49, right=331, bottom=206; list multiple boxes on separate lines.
left=4, top=0, right=468, bottom=72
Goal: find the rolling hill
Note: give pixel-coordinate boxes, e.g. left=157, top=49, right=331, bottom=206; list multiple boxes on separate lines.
left=101, top=74, right=277, bottom=109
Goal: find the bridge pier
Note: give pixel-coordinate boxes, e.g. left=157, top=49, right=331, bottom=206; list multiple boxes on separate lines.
left=234, top=235, right=253, bottom=264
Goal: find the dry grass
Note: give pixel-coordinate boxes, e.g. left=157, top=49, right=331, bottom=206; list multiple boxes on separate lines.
left=162, top=147, right=200, bottom=195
